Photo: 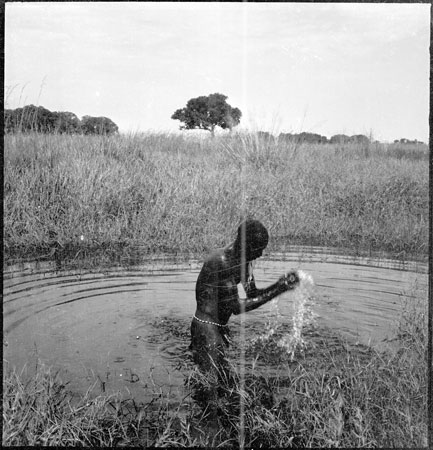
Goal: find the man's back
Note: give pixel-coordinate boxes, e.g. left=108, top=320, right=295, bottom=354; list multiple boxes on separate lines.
left=195, top=246, right=238, bottom=325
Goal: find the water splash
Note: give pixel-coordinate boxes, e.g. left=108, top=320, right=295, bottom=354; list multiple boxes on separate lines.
left=277, top=270, right=316, bottom=360
left=251, top=270, right=316, bottom=360
left=253, top=297, right=281, bottom=344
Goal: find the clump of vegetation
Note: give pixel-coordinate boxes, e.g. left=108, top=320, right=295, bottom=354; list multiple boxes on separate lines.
left=4, top=131, right=428, bottom=260
left=3, top=292, right=427, bottom=447
left=4, top=105, right=118, bottom=135
left=172, top=92, right=241, bottom=136
left=2, top=362, right=137, bottom=446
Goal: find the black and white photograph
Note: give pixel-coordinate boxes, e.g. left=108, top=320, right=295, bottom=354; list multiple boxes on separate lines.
left=3, top=2, right=429, bottom=447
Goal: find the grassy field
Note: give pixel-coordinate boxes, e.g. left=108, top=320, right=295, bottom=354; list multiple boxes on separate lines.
left=3, top=131, right=429, bottom=446
left=3, top=292, right=427, bottom=447
left=3, top=132, right=429, bottom=261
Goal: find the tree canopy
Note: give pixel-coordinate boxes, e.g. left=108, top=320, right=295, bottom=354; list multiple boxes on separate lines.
left=171, top=93, right=241, bottom=136
left=81, top=115, right=119, bottom=135
left=4, top=105, right=118, bottom=135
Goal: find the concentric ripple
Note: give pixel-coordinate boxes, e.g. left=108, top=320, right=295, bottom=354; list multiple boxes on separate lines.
left=3, top=249, right=427, bottom=403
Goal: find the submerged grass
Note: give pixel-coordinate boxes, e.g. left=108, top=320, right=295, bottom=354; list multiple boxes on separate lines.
left=3, top=291, right=427, bottom=447
left=3, top=132, right=429, bottom=260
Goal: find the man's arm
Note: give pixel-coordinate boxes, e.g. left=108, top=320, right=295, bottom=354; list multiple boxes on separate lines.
left=243, top=272, right=259, bottom=298
left=232, top=272, right=299, bottom=315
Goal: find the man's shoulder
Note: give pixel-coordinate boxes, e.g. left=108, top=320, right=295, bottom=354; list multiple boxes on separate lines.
left=198, top=247, right=237, bottom=284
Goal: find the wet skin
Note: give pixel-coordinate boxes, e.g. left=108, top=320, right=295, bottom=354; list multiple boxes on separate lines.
left=190, top=241, right=299, bottom=371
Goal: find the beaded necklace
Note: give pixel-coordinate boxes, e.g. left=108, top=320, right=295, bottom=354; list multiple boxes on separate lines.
left=193, top=315, right=229, bottom=328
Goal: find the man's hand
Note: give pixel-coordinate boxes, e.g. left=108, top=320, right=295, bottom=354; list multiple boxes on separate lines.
left=278, top=271, right=300, bottom=290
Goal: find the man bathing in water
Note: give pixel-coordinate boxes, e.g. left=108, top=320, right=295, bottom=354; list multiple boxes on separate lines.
left=190, top=219, right=300, bottom=371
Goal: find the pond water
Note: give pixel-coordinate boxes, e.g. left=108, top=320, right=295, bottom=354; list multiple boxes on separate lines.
left=3, top=247, right=427, bottom=405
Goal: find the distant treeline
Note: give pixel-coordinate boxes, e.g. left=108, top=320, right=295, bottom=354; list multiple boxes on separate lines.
left=4, top=105, right=119, bottom=135
left=254, top=131, right=371, bottom=145
left=393, top=138, right=424, bottom=145
left=257, top=131, right=425, bottom=146
left=279, top=132, right=371, bottom=145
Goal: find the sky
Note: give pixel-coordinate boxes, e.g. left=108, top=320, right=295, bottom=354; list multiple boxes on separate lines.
left=5, top=2, right=430, bottom=142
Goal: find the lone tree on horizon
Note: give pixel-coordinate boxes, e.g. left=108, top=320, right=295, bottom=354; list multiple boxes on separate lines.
left=171, top=93, right=241, bottom=136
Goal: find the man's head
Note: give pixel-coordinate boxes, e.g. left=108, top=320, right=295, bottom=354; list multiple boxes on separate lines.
left=235, top=219, right=269, bottom=261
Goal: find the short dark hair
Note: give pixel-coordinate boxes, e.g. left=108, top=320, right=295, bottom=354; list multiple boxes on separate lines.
left=236, top=219, right=269, bottom=251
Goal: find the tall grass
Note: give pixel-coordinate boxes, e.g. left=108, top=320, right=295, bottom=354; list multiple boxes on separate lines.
left=3, top=132, right=428, bottom=260
left=2, top=363, right=133, bottom=446
left=3, top=290, right=427, bottom=447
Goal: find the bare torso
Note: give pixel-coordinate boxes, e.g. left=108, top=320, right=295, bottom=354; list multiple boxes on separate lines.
left=190, top=242, right=298, bottom=371
left=194, top=245, right=257, bottom=324
left=190, top=244, right=258, bottom=369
